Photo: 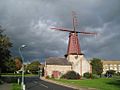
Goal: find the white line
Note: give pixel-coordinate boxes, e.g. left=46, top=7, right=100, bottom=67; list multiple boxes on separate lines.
left=40, top=83, right=48, bottom=88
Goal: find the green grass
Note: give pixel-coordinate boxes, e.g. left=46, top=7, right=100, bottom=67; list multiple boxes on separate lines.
left=12, top=83, right=21, bottom=90
left=1, top=74, right=38, bottom=77
left=53, top=78, right=120, bottom=90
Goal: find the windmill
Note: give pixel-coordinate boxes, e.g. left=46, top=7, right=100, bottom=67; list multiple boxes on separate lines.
left=51, top=12, right=97, bottom=57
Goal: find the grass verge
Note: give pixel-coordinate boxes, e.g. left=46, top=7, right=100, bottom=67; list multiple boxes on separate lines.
left=12, top=83, right=21, bottom=90
left=52, top=78, right=120, bottom=90
left=1, top=74, right=38, bottom=77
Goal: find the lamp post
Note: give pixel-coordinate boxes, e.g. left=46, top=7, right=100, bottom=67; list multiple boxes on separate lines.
left=19, top=45, right=27, bottom=90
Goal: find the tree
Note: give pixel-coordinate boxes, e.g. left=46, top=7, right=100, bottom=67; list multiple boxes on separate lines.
left=90, top=58, right=103, bottom=76
left=15, top=57, right=22, bottom=70
left=27, top=61, right=40, bottom=74
left=0, top=25, right=12, bottom=73
left=4, top=57, right=16, bottom=73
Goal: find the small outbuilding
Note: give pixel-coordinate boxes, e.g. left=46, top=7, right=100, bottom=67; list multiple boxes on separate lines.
left=44, top=57, right=72, bottom=78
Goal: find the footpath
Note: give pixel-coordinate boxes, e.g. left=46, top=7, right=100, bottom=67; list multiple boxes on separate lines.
left=40, top=77, right=96, bottom=90
left=0, top=83, right=12, bottom=90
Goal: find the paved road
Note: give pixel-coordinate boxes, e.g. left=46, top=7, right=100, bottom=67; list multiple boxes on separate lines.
left=25, top=76, right=76, bottom=90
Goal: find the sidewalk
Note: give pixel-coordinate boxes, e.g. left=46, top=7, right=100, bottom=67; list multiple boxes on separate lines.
left=0, top=83, right=12, bottom=90
left=40, top=77, right=96, bottom=90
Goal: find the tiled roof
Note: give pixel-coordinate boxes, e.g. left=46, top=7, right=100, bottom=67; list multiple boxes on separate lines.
left=46, top=57, right=71, bottom=65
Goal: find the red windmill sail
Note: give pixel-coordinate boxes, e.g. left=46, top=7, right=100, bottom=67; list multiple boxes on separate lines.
left=51, top=12, right=97, bottom=56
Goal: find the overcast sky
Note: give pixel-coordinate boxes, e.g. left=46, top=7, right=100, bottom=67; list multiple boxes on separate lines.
left=0, top=0, right=120, bottom=62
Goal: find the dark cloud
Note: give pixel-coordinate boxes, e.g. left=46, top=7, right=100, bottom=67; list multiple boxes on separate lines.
left=0, top=0, right=120, bottom=62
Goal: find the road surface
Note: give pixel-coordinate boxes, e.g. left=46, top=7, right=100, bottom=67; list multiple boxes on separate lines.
left=25, top=76, right=76, bottom=90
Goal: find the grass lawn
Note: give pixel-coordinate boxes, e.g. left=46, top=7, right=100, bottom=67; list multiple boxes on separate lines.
left=1, top=74, right=38, bottom=77
left=53, top=78, right=120, bottom=90
left=12, top=83, right=21, bottom=90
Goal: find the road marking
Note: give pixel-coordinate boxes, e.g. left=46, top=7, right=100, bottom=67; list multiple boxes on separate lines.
left=40, top=83, right=48, bottom=88
left=33, top=81, right=48, bottom=88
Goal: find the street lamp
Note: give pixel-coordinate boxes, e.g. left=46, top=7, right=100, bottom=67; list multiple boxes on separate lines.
left=19, top=44, right=27, bottom=90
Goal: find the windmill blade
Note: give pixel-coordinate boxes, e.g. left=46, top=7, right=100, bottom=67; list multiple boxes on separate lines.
left=51, top=28, right=73, bottom=32
left=77, top=31, right=97, bottom=35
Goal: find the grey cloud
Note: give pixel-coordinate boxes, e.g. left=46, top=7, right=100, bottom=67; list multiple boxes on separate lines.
left=0, top=0, right=120, bottom=61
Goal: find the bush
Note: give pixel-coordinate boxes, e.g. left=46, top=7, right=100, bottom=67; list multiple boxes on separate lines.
left=0, top=79, right=3, bottom=84
left=115, top=72, right=120, bottom=76
left=106, top=70, right=116, bottom=75
left=112, top=75, right=120, bottom=79
left=61, top=71, right=80, bottom=79
left=92, top=74, right=99, bottom=79
left=83, top=72, right=91, bottom=79
left=83, top=72, right=100, bottom=79
left=45, top=75, right=50, bottom=79
left=1, top=76, right=19, bottom=83
left=1, top=73, right=21, bottom=75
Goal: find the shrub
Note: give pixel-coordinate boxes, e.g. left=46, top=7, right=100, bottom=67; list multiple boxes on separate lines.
left=61, top=71, right=80, bottom=79
left=112, top=75, right=120, bottom=79
left=45, top=75, right=50, bottom=79
left=115, top=72, right=120, bottom=76
left=0, top=79, right=3, bottom=84
left=92, top=74, right=99, bottom=79
left=1, top=76, right=18, bottom=83
left=83, top=72, right=100, bottom=79
left=60, top=74, right=65, bottom=79
left=106, top=70, right=116, bottom=75
left=83, top=72, right=91, bottom=79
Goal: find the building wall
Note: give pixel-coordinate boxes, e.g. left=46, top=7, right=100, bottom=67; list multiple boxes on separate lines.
left=82, top=57, right=91, bottom=74
left=67, top=55, right=91, bottom=76
left=102, top=61, right=120, bottom=74
left=45, top=59, right=120, bottom=77
left=45, top=65, right=72, bottom=78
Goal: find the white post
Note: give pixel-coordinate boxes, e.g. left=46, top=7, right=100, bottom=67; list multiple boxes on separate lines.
left=18, top=78, right=20, bottom=85
left=19, top=45, right=27, bottom=90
